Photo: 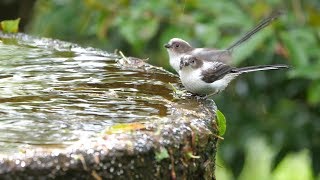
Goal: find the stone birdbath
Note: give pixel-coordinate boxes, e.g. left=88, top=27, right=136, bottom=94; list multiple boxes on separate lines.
left=0, top=32, right=218, bottom=179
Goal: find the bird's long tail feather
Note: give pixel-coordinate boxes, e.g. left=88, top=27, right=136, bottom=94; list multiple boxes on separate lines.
left=234, top=64, right=289, bottom=73
left=226, top=11, right=283, bottom=51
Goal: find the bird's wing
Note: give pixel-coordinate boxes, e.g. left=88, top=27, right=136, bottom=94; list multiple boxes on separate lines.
left=191, top=48, right=232, bottom=64
left=201, top=61, right=236, bottom=83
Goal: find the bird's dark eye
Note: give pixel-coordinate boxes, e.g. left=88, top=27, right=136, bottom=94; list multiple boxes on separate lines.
left=175, top=44, right=180, bottom=48
left=191, top=60, right=195, bottom=64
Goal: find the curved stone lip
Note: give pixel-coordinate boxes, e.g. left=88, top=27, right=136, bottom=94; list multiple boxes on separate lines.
left=0, top=98, right=218, bottom=178
left=0, top=32, right=218, bottom=179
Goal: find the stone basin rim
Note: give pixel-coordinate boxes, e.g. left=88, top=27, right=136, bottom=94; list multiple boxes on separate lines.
left=0, top=32, right=218, bottom=179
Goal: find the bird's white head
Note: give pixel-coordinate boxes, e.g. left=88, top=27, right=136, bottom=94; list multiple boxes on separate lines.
left=180, top=55, right=203, bottom=70
left=164, top=38, right=192, bottom=54
left=164, top=38, right=193, bottom=72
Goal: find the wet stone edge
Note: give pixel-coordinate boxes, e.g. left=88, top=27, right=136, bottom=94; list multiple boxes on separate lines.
left=0, top=100, right=218, bottom=179
left=0, top=32, right=218, bottom=179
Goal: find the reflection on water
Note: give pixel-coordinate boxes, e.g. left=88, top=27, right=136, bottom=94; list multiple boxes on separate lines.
left=0, top=34, right=177, bottom=154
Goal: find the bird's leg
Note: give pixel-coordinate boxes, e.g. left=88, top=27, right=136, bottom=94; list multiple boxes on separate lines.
left=195, top=95, right=206, bottom=101
left=203, top=90, right=220, bottom=99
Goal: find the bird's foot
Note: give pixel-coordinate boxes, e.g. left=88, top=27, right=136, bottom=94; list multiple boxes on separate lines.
left=204, top=90, right=221, bottom=99
left=194, top=94, right=208, bottom=101
left=169, top=82, right=189, bottom=99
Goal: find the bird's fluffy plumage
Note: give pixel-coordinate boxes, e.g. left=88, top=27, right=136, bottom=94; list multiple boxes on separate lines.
left=164, top=38, right=231, bottom=73
left=164, top=11, right=284, bottom=73
left=179, top=55, right=288, bottom=96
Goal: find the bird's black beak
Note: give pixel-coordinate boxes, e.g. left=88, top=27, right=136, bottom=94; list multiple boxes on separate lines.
left=179, top=58, right=189, bottom=70
left=164, top=43, right=171, bottom=48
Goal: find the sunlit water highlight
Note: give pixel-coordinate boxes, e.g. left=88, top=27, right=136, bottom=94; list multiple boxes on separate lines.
left=0, top=34, right=177, bottom=154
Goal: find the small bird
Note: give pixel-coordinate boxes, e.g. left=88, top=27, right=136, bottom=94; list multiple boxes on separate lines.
left=164, top=11, right=283, bottom=73
left=179, top=55, right=288, bottom=96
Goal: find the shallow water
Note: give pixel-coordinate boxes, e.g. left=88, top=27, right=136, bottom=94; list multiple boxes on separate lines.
left=0, top=33, right=178, bottom=154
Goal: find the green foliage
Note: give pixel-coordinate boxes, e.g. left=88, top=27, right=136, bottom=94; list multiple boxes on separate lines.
left=232, top=28, right=272, bottom=65
left=272, top=150, right=313, bottom=180
left=217, top=137, right=314, bottom=180
left=155, top=147, right=169, bottom=162
left=215, top=154, right=234, bottom=180
left=26, top=0, right=320, bottom=176
left=216, top=110, right=227, bottom=136
left=307, top=81, right=320, bottom=105
left=0, top=18, right=20, bottom=33
left=238, top=138, right=275, bottom=180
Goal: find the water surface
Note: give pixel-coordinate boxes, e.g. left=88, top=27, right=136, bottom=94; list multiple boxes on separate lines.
left=0, top=34, right=177, bottom=154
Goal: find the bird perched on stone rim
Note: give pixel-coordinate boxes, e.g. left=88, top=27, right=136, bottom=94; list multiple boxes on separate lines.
left=179, top=54, right=289, bottom=97
left=164, top=11, right=284, bottom=73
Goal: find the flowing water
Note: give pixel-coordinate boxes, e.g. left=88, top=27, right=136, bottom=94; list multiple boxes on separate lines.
left=0, top=33, right=178, bottom=154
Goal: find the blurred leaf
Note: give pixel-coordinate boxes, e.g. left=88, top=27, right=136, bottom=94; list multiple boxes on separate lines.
left=160, top=25, right=192, bottom=46
left=239, top=137, right=275, bottom=180
left=194, top=23, right=219, bottom=47
left=155, top=147, right=169, bottom=162
left=0, top=18, right=20, bottom=33
left=198, top=0, right=243, bottom=19
left=250, top=2, right=271, bottom=17
left=104, top=123, right=146, bottom=134
left=280, top=30, right=310, bottom=67
left=307, top=81, right=320, bottom=105
left=117, top=16, right=159, bottom=50
left=216, top=110, right=227, bottom=136
left=215, top=12, right=249, bottom=29
left=288, top=65, right=320, bottom=80
left=272, top=150, right=314, bottom=180
left=308, top=6, right=320, bottom=26
left=216, top=153, right=234, bottom=180
left=232, top=28, right=273, bottom=65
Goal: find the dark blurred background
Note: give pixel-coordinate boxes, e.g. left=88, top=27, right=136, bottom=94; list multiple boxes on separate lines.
left=1, top=0, right=319, bottom=179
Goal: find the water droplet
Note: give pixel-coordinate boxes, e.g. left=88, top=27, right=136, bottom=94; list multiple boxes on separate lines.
left=109, top=167, right=114, bottom=173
